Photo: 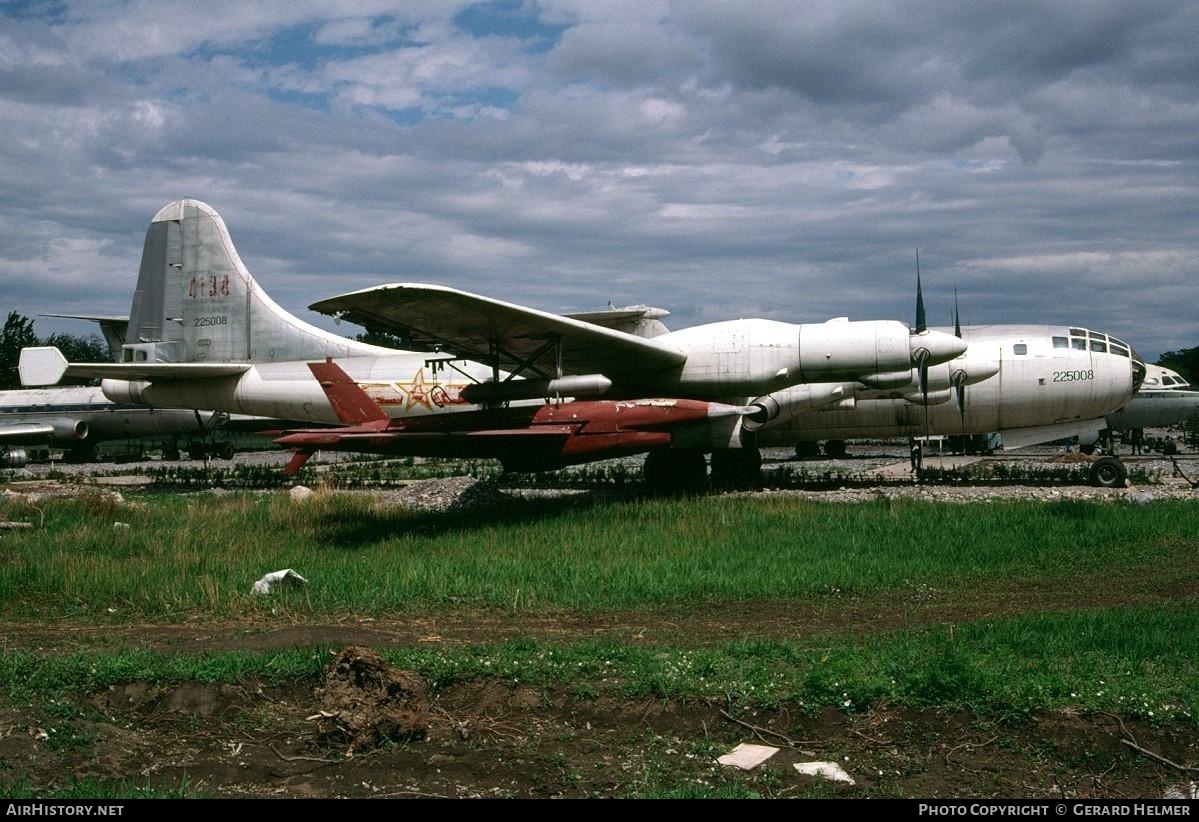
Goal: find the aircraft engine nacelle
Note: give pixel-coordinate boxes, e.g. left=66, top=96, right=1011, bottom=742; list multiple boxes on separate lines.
left=796, top=320, right=966, bottom=383
left=904, top=388, right=952, bottom=405
left=0, top=447, right=29, bottom=468
left=859, top=370, right=913, bottom=389
left=102, top=379, right=150, bottom=405
left=743, top=383, right=856, bottom=432
left=41, top=418, right=90, bottom=443
left=665, top=318, right=966, bottom=395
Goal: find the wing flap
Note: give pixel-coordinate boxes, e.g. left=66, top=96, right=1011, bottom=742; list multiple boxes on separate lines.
left=310, top=283, right=686, bottom=380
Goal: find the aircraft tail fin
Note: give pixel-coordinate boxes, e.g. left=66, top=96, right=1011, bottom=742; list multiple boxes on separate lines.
left=123, top=199, right=396, bottom=365
left=307, top=359, right=390, bottom=425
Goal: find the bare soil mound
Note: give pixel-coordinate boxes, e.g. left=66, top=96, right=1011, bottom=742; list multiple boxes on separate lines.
left=313, top=646, right=430, bottom=752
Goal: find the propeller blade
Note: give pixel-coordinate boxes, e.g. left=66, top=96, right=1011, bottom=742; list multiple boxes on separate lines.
left=915, top=249, right=927, bottom=335
left=952, top=369, right=967, bottom=432
left=953, top=286, right=961, bottom=338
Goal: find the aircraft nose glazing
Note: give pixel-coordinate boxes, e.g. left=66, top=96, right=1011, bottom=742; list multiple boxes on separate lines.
left=910, top=329, right=968, bottom=367
left=1130, top=351, right=1147, bottom=391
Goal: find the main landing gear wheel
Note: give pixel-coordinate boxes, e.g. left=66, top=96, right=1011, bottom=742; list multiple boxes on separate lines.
left=643, top=449, right=708, bottom=495
left=823, top=439, right=847, bottom=458
left=1088, top=457, right=1127, bottom=488
left=794, top=441, right=820, bottom=459
left=710, top=448, right=763, bottom=491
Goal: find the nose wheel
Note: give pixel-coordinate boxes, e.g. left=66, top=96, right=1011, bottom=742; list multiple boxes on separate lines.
left=1088, top=456, right=1127, bottom=488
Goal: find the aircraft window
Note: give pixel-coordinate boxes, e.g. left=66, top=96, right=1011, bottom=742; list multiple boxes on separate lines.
left=1162, top=376, right=1177, bottom=385
left=1013, top=343, right=1028, bottom=355
left=1088, top=331, right=1108, bottom=342
left=1111, top=346, right=1130, bottom=358
left=1090, top=340, right=1107, bottom=353
left=1070, top=328, right=1086, bottom=337
left=1071, top=339, right=1087, bottom=351
left=1052, top=336, right=1069, bottom=349
left=134, top=350, right=147, bottom=362
left=1111, top=338, right=1128, bottom=348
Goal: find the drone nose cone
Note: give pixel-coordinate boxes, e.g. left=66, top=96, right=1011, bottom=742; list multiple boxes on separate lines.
left=911, top=329, right=968, bottom=366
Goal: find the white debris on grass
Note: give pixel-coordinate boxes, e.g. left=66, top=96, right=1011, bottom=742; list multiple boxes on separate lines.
left=717, top=743, right=778, bottom=770
left=289, top=485, right=315, bottom=503
left=1164, top=782, right=1198, bottom=799
left=252, top=568, right=309, bottom=596
left=794, top=761, right=855, bottom=784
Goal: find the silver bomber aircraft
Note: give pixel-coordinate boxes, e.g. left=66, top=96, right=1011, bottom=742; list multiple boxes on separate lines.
left=751, top=325, right=1145, bottom=458
left=19, top=199, right=965, bottom=485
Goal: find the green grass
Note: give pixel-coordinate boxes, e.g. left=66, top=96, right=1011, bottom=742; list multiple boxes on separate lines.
left=1, top=491, right=1196, bottom=618
left=0, top=776, right=206, bottom=799
left=4, top=603, right=1197, bottom=724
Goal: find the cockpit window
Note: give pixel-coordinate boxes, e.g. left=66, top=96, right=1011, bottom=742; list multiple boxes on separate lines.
left=1070, top=328, right=1086, bottom=337
left=1110, top=345, right=1130, bottom=358
left=1111, top=337, right=1128, bottom=348
left=1090, top=340, right=1107, bottom=353
left=1071, top=339, right=1087, bottom=351
left=1163, top=376, right=1177, bottom=385
left=1013, top=343, right=1028, bottom=355
left=1052, top=336, right=1069, bottom=349
left=1089, top=331, right=1108, bottom=343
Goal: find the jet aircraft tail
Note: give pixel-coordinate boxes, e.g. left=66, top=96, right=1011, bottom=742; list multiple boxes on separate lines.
left=122, top=199, right=393, bottom=365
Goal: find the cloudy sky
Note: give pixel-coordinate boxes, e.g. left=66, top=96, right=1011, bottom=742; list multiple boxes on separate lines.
left=1, top=0, right=1196, bottom=360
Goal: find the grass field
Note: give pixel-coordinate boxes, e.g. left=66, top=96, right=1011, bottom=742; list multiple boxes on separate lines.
left=1, top=490, right=1197, bottom=617
left=1, top=488, right=1197, bottom=797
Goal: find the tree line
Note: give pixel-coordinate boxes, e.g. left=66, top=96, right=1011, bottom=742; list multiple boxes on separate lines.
left=0, top=311, right=110, bottom=390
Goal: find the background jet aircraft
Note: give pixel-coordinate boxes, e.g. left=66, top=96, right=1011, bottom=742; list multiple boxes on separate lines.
left=20, top=199, right=965, bottom=484
left=0, top=384, right=222, bottom=466
left=1099, top=364, right=1199, bottom=453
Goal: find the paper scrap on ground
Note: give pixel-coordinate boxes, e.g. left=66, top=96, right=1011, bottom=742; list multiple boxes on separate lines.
left=717, top=743, right=778, bottom=770
left=252, top=568, right=309, bottom=596
left=794, top=761, right=855, bottom=784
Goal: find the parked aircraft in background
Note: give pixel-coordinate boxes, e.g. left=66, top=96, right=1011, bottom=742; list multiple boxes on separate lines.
left=0, top=385, right=223, bottom=467
left=20, top=199, right=966, bottom=485
left=1098, top=364, right=1199, bottom=453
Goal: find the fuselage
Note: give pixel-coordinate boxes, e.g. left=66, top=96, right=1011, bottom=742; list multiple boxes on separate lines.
left=103, top=355, right=501, bottom=425
left=755, top=325, right=1143, bottom=445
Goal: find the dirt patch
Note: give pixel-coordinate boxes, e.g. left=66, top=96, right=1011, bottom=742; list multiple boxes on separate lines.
left=313, top=646, right=430, bottom=752
left=3, top=679, right=1196, bottom=798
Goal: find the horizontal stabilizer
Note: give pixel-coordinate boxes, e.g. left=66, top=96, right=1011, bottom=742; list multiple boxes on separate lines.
left=19, top=347, right=250, bottom=386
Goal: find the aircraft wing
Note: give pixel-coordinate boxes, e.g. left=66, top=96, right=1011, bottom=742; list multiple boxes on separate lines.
left=19, top=346, right=250, bottom=387
left=310, top=284, right=686, bottom=380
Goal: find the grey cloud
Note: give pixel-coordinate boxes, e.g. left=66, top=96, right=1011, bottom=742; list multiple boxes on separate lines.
left=545, top=21, right=702, bottom=87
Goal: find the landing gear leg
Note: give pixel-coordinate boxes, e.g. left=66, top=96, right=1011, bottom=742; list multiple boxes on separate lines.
left=643, top=449, right=708, bottom=495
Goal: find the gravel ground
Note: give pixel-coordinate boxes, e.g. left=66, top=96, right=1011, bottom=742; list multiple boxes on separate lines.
left=5, top=441, right=1197, bottom=510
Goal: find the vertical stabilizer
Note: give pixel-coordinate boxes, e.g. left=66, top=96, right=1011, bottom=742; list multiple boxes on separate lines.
left=124, top=200, right=395, bottom=364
